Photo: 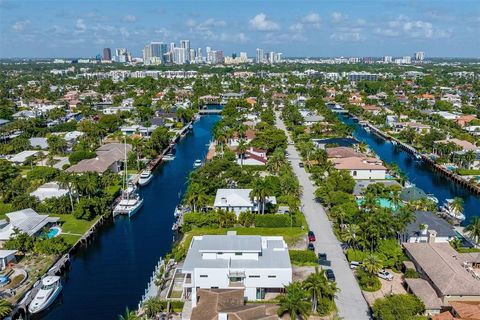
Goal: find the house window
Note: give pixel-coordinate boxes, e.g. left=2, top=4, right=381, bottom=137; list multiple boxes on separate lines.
left=268, top=275, right=276, bottom=278
left=235, top=252, right=242, bottom=256
left=249, top=275, right=260, bottom=278
left=200, top=275, right=208, bottom=278
left=353, top=170, right=357, bottom=176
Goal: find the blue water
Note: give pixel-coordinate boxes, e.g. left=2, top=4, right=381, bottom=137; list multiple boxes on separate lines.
left=340, top=114, right=479, bottom=225
left=47, top=228, right=60, bottom=239
left=43, top=116, right=219, bottom=320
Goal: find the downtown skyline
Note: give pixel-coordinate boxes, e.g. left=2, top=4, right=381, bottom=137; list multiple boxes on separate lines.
left=0, top=0, right=480, bottom=58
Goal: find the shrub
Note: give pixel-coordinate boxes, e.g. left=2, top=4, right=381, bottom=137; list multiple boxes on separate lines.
left=356, top=268, right=381, bottom=292
left=346, top=248, right=368, bottom=262
left=404, top=268, right=419, bottom=278
left=170, top=300, right=184, bottom=312
left=69, top=150, right=96, bottom=165
left=289, top=250, right=317, bottom=265
left=26, top=166, right=59, bottom=183
left=254, top=214, right=300, bottom=228
left=238, top=211, right=255, bottom=227
left=372, top=294, right=425, bottom=320
left=183, top=212, right=220, bottom=231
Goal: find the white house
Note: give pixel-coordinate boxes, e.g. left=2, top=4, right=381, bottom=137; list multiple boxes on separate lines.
left=400, top=211, right=457, bottom=244
left=0, top=250, right=17, bottom=270
left=213, top=189, right=276, bottom=216
left=30, top=182, right=69, bottom=201
left=120, top=125, right=158, bottom=137
left=237, top=147, right=268, bottom=166
left=7, top=150, right=43, bottom=165
left=331, top=156, right=387, bottom=180
left=181, top=233, right=292, bottom=306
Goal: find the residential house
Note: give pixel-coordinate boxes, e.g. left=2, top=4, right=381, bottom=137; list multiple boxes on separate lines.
left=120, top=125, right=157, bottom=137
left=432, top=301, right=480, bottom=320
left=7, top=150, right=43, bottom=165
left=431, top=111, right=459, bottom=121
left=29, top=137, right=49, bottom=150
left=213, top=189, right=276, bottom=216
left=228, top=129, right=256, bottom=148
left=434, top=138, right=478, bottom=153
left=66, top=143, right=132, bottom=174
left=237, top=147, right=268, bottom=166
left=331, top=156, right=387, bottom=180
left=30, top=182, right=69, bottom=201
left=455, top=115, right=477, bottom=128
left=392, top=122, right=431, bottom=134
left=400, top=211, right=457, bottom=243
left=0, top=208, right=59, bottom=245
left=0, top=250, right=17, bottom=270
left=361, top=105, right=382, bottom=115
left=181, top=233, right=292, bottom=307
left=326, top=146, right=362, bottom=159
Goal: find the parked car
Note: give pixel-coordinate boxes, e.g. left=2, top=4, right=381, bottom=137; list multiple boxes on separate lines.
left=307, top=243, right=315, bottom=251
left=378, top=269, right=394, bottom=281
left=308, top=231, right=316, bottom=242
left=299, top=162, right=304, bottom=168
left=325, top=269, right=335, bottom=281
left=349, top=261, right=362, bottom=269
left=318, top=252, right=327, bottom=262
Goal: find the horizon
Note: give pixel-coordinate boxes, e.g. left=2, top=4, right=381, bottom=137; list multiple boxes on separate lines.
left=1, top=0, right=479, bottom=59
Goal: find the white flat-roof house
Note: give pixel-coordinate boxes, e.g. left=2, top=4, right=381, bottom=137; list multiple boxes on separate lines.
left=213, top=189, right=277, bottom=216
left=181, top=233, right=292, bottom=307
left=30, top=182, right=69, bottom=201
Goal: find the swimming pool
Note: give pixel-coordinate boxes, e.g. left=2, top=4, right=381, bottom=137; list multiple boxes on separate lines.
left=47, top=227, right=61, bottom=239
left=357, top=198, right=399, bottom=211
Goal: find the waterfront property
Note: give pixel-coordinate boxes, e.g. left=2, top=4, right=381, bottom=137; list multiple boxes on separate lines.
left=400, top=211, right=457, bottom=243
left=66, top=143, right=132, bottom=173
left=181, top=233, right=292, bottom=307
left=331, top=156, right=387, bottom=180
left=30, top=182, right=69, bottom=201
left=213, top=189, right=277, bottom=216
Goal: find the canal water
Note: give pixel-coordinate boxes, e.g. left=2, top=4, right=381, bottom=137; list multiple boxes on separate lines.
left=43, top=115, right=219, bottom=320
left=340, top=114, right=479, bottom=225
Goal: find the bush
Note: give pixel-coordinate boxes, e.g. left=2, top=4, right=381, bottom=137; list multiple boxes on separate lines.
left=356, top=269, right=381, bottom=292
left=404, top=268, right=419, bottom=279
left=346, top=248, right=368, bottom=262
left=372, top=294, right=425, bottom=320
left=289, top=250, right=317, bottom=265
left=69, top=150, right=96, bottom=165
left=170, top=300, right=184, bottom=312
left=183, top=212, right=220, bottom=231
left=254, top=214, right=300, bottom=228
left=26, top=166, right=59, bottom=183
left=456, top=169, right=480, bottom=175
left=238, top=211, right=255, bottom=227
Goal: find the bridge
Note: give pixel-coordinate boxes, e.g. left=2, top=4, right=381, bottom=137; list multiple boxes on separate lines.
left=199, top=109, right=223, bottom=115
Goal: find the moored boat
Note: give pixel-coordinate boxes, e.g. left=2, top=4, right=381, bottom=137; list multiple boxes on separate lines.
left=193, top=159, right=202, bottom=168
left=138, top=170, right=153, bottom=186
left=440, top=199, right=466, bottom=222
left=28, top=276, right=63, bottom=314
left=113, top=186, right=144, bottom=218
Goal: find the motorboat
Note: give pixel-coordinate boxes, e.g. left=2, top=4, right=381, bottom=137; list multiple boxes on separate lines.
left=193, top=159, right=202, bottom=168
left=426, top=193, right=439, bottom=204
left=113, top=186, right=144, bottom=218
left=440, top=199, right=466, bottom=221
left=138, top=170, right=153, bottom=186
left=163, top=153, right=176, bottom=161
left=391, top=140, right=398, bottom=146
left=28, top=276, right=62, bottom=314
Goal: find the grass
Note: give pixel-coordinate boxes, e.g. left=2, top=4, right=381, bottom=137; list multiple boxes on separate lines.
left=51, top=213, right=100, bottom=235
left=0, top=201, right=14, bottom=219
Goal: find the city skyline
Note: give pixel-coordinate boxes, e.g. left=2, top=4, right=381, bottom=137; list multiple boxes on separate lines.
left=0, top=0, right=479, bottom=58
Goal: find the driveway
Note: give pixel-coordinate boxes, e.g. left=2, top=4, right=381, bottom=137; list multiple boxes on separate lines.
left=276, top=112, right=370, bottom=320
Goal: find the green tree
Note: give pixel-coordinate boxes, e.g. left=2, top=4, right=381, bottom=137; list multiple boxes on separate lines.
left=372, top=294, right=425, bottom=320
left=0, top=299, right=13, bottom=318
left=363, top=254, right=383, bottom=275
left=250, top=178, right=271, bottom=214
left=118, top=307, right=138, bottom=320
left=302, top=267, right=338, bottom=314
left=277, top=282, right=311, bottom=319
left=465, top=217, right=480, bottom=243
left=47, top=134, right=68, bottom=155
left=142, top=298, right=165, bottom=318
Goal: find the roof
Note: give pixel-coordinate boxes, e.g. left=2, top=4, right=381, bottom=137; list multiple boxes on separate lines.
left=449, top=301, right=480, bottom=319
left=405, top=278, right=443, bottom=310
left=353, top=179, right=401, bottom=196
left=30, top=182, right=69, bottom=201
left=214, top=189, right=254, bottom=208
left=403, top=242, right=480, bottom=296
left=400, top=187, right=427, bottom=202
left=404, top=211, right=457, bottom=239
left=0, top=208, right=59, bottom=240
left=0, top=250, right=17, bottom=259
left=313, top=137, right=358, bottom=148
left=327, top=146, right=362, bottom=159
left=332, top=156, right=387, bottom=170
left=8, top=150, right=40, bottom=163
left=435, top=138, right=478, bottom=151
left=66, top=143, right=132, bottom=173
left=182, top=235, right=291, bottom=272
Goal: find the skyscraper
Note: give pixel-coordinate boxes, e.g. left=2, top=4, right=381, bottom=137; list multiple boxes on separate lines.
left=102, top=48, right=112, bottom=61
left=256, top=48, right=264, bottom=63
left=415, top=51, right=425, bottom=61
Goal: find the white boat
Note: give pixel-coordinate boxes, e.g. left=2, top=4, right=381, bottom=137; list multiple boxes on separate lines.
left=391, top=140, right=398, bottom=146
left=415, top=154, right=422, bottom=160
left=364, top=126, right=371, bottom=132
left=28, top=276, right=62, bottom=314
left=426, top=193, right=439, bottom=204
left=440, top=199, right=466, bottom=221
left=163, top=153, right=176, bottom=161
left=113, top=186, right=144, bottom=218
left=193, top=159, right=202, bottom=168
left=138, top=170, right=153, bottom=186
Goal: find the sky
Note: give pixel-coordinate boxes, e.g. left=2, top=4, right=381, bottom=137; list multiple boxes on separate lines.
left=0, top=0, right=479, bottom=58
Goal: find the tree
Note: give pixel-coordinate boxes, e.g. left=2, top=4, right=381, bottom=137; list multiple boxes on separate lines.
left=142, top=298, right=165, bottom=318
left=237, top=139, right=248, bottom=167
left=0, top=299, right=13, bottom=318
left=450, top=197, right=464, bottom=215
left=47, top=134, right=67, bottom=155
left=250, top=178, right=271, bottom=214
left=277, top=282, right=311, bottom=319
left=302, top=267, right=337, bottom=314
left=238, top=211, right=255, bottom=227
left=118, top=307, right=138, bottom=320
left=362, top=253, right=383, bottom=276
left=372, top=294, right=425, bottom=320
left=465, top=217, right=480, bottom=243
left=185, top=183, right=208, bottom=212
left=266, top=149, right=287, bottom=175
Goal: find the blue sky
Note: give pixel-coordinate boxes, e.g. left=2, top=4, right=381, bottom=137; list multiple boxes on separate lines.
left=0, top=0, right=479, bottom=58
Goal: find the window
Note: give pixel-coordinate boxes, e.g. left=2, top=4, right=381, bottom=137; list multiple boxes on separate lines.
left=200, top=275, right=208, bottom=278
left=268, top=275, right=276, bottom=278
left=235, top=252, right=242, bottom=256
left=353, top=170, right=357, bottom=176
left=249, top=275, right=260, bottom=278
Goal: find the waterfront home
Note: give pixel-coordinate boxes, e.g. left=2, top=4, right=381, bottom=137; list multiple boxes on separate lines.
left=313, top=137, right=358, bottom=149
left=434, top=138, right=478, bottom=152
left=331, top=156, right=387, bottom=180
left=181, top=233, right=292, bottom=307
left=391, top=122, right=431, bottom=134
left=400, top=211, right=457, bottom=243
left=237, top=147, right=268, bottom=166
left=326, top=146, right=362, bottom=159
left=403, top=241, right=480, bottom=315
left=361, top=105, right=382, bottom=115
left=455, top=115, right=477, bottom=128
left=7, top=150, right=43, bottom=165
left=213, top=189, right=276, bottom=216
left=0, top=250, right=17, bottom=270
left=66, top=143, right=132, bottom=174
left=353, top=180, right=401, bottom=197
left=30, top=182, right=69, bottom=201
left=227, top=129, right=256, bottom=148
left=0, top=208, right=59, bottom=245
left=432, top=301, right=480, bottom=320
left=431, top=111, right=459, bottom=121
left=120, top=125, right=157, bottom=137
left=464, top=125, right=480, bottom=136
left=29, top=137, right=49, bottom=150
left=190, top=289, right=277, bottom=320
left=303, top=114, right=325, bottom=127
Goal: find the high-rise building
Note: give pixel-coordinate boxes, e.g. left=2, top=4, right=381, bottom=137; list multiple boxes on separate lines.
left=173, top=47, right=187, bottom=64
left=384, top=56, right=392, bottom=63
left=169, top=42, right=176, bottom=54
left=102, top=48, right=112, bottom=61
left=114, top=48, right=129, bottom=63
left=215, top=50, right=224, bottom=64
left=189, top=48, right=196, bottom=62
left=256, top=48, right=264, bottom=63
left=414, top=51, right=425, bottom=61
left=197, top=48, right=203, bottom=62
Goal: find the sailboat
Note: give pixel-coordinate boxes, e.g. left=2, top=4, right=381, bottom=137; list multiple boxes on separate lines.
left=113, top=140, right=144, bottom=218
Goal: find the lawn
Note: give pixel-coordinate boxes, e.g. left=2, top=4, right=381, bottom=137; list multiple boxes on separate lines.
left=183, top=226, right=305, bottom=248
left=0, top=201, right=14, bottom=219
left=51, top=213, right=100, bottom=235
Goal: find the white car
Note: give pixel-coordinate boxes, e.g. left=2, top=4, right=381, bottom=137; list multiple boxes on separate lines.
left=349, top=261, right=362, bottom=269
left=378, top=270, right=394, bottom=281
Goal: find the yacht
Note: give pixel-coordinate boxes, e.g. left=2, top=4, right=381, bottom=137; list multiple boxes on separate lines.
left=193, top=159, right=202, bottom=168
left=163, top=153, right=176, bottom=161
left=113, top=186, right=144, bottom=218
left=28, top=276, right=62, bottom=314
left=138, top=170, right=153, bottom=186
left=426, top=193, right=439, bottom=204
left=440, top=199, right=466, bottom=222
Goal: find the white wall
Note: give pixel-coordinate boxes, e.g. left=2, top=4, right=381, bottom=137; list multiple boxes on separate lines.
left=350, top=169, right=386, bottom=180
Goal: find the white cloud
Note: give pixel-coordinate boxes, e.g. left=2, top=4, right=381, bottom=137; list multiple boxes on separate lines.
left=376, top=15, right=451, bottom=39
left=74, top=18, right=86, bottom=34
left=289, top=23, right=304, bottom=32
left=264, top=32, right=307, bottom=44
left=249, top=13, right=279, bottom=31
left=301, top=12, right=321, bottom=29
left=330, top=31, right=364, bottom=42
left=330, top=12, right=344, bottom=23
left=122, top=14, right=137, bottom=23
left=12, top=19, right=30, bottom=32
left=196, top=18, right=226, bottom=30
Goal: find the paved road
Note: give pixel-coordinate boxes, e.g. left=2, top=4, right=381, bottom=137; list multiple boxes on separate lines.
left=276, top=112, right=370, bottom=320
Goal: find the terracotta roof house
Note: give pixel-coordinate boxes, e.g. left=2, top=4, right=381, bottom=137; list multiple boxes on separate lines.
left=434, top=139, right=478, bottom=152
left=331, top=156, right=387, bottom=180
left=455, top=115, right=477, bottom=128
left=361, top=105, right=382, bottom=115
left=326, top=146, right=362, bottom=159
left=433, top=301, right=480, bottom=320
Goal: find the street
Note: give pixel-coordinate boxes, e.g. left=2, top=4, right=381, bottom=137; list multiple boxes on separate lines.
left=276, top=112, right=370, bottom=320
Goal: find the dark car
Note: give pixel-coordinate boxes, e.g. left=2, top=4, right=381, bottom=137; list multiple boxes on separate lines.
left=307, top=243, right=315, bottom=251
left=318, top=252, right=327, bottom=262
left=308, top=231, right=316, bottom=242
left=299, top=162, right=304, bottom=168
left=325, top=269, right=335, bottom=282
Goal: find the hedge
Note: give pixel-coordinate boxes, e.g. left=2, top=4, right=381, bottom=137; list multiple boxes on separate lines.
left=254, top=214, right=300, bottom=228
left=289, top=250, right=317, bottom=265
left=346, top=248, right=368, bottom=262
left=183, top=212, right=219, bottom=231
left=456, top=169, right=480, bottom=175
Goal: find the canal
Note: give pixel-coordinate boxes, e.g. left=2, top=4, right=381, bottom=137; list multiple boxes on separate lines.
left=340, top=114, right=479, bottom=225
left=43, top=115, right=219, bottom=320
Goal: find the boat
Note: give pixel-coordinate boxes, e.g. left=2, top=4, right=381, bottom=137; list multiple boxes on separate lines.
left=163, top=153, right=176, bottom=161
left=415, top=153, right=422, bottom=160
left=426, top=193, right=439, bottom=204
left=188, top=124, right=193, bottom=130
left=364, top=126, right=371, bottom=132
left=391, top=140, right=398, bottom=146
left=138, top=170, right=153, bottom=186
left=440, top=199, right=466, bottom=221
left=28, top=276, right=63, bottom=314
left=193, top=159, right=202, bottom=168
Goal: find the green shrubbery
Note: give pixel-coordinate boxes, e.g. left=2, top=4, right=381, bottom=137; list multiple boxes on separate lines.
left=289, top=250, right=317, bottom=265
left=68, top=150, right=96, bottom=165
left=255, top=213, right=300, bottom=228
left=356, top=268, right=381, bottom=292
left=372, top=294, right=425, bottom=320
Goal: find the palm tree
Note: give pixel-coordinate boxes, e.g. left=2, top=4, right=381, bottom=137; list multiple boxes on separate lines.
left=302, top=267, right=338, bottom=313
left=0, top=299, right=13, bottom=318
left=237, top=139, right=248, bottom=167
left=362, top=254, right=383, bottom=276
left=463, top=150, right=477, bottom=169
left=277, top=282, right=311, bottom=319
left=185, top=183, right=208, bottom=212
left=266, top=150, right=286, bottom=175
left=450, top=197, right=464, bottom=215
left=57, top=172, right=75, bottom=212
left=118, top=307, right=138, bottom=320
left=357, top=142, right=369, bottom=154
left=465, top=217, right=480, bottom=244
left=250, top=178, right=270, bottom=214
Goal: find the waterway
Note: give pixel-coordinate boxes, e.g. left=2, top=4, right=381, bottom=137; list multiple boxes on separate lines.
left=340, top=114, right=479, bottom=225
left=43, top=115, right=219, bottom=320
